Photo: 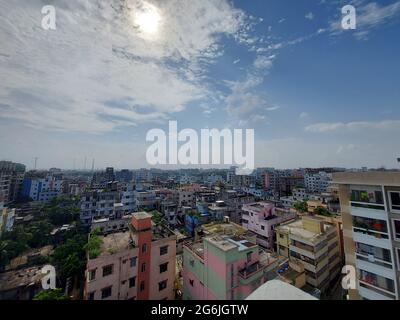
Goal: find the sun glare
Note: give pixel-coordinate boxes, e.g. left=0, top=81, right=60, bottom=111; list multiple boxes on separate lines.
left=133, top=1, right=162, bottom=37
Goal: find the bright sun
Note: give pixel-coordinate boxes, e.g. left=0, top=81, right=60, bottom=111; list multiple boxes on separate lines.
left=133, top=1, right=162, bottom=37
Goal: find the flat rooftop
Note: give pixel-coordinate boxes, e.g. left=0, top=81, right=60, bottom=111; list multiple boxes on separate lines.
left=132, top=211, right=152, bottom=220
left=98, top=232, right=132, bottom=258
left=206, top=235, right=257, bottom=252
left=0, top=266, right=44, bottom=292
left=277, top=218, right=333, bottom=244
left=332, top=171, right=400, bottom=186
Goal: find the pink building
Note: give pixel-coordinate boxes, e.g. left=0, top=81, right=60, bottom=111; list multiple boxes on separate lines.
left=183, top=221, right=281, bottom=300
left=85, top=212, right=176, bottom=300
left=242, top=202, right=296, bottom=249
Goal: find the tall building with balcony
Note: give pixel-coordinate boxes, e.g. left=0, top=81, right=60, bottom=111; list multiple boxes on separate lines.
left=275, top=216, right=342, bottom=293
left=242, top=202, right=296, bottom=249
left=85, top=212, right=176, bottom=300
left=332, top=172, right=400, bottom=300
left=80, top=183, right=121, bottom=225
left=182, top=220, right=282, bottom=300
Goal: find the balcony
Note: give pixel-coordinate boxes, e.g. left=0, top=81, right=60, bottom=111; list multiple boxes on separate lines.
left=238, top=262, right=264, bottom=280
left=350, top=204, right=386, bottom=220
left=353, top=230, right=391, bottom=250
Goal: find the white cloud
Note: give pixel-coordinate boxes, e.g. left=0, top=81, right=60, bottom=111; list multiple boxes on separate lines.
left=253, top=55, right=275, bottom=70
left=305, top=120, right=400, bottom=133
left=0, top=0, right=251, bottom=133
left=330, top=1, right=400, bottom=39
left=305, top=12, right=314, bottom=20
left=299, top=112, right=309, bottom=119
left=224, top=75, right=266, bottom=117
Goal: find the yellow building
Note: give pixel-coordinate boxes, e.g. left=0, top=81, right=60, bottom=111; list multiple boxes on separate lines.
left=276, top=215, right=342, bottom=292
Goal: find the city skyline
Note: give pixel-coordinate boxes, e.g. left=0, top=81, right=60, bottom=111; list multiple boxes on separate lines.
left=1, top=0, right=400, bottom=169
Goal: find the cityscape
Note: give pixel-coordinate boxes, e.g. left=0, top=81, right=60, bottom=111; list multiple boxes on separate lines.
left=1, top=0, right=400, bottom=306
left=1, top=164, right=400, bottom=301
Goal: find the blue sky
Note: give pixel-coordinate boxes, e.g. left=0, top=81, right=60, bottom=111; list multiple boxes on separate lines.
left=0, top=0, right=400, bottom=169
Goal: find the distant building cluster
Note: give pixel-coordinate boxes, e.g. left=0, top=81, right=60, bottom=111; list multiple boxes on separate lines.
left=0, top=161, right=399, bottom=301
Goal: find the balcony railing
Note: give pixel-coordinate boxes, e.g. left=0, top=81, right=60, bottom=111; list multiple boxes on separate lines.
left=238, top=262, right=263, bottom=279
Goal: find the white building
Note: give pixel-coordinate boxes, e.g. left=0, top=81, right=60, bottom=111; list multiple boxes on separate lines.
left=333, top=172, right=400, bottom=300
left=305, top=172, right=331, bottom=193
left=121, top=183, right=136, bottom=213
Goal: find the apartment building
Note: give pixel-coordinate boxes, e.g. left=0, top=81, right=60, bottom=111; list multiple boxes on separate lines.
left=242, top=202, right=296, bottom=249
left=85, top=212, right=176, bottom=300
left=0, top=161, right=25, bottom=204
left=332, top=171, right=400, bottom=300
left=121, top=183, right=136, bottom=213
left=80, top=185, right=121, bottom=225
left=21, top=174, right=63, bottom=202
left=183, top=220, right=282, bottom=300
left=280, top=176, right=305, bottom=197
left=305, top=172, right=331, bottom=193
left=275, top=216, right=342, bottom=293
left=178, top=189, right=196, bottom=208
left=134, top=189, right=157, bottom=211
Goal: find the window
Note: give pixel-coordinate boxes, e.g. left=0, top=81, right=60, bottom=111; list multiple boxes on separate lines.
left=160, top=262, right=168, bottom=273
left=102, top=264, right=113, bottom=277
left=101, top=286, right=112, bottom=299
left=397, top=248, right=400, bottom=270
left=355, top=242, right=392, bottom=264
left=160, top=245, right=168, bottom=256
left=351, top=189, right=384, bottom=204
left=140, top=281, right=145, bottom=292
left=142, top=243, right=147, bottom=253
left=393, top=220, right=400, bottom=240
left=389, top=191, right=400, bottom=212
left=189, top=279, right=194, bottom=287
left=159, top=280, right=168, bottom=291
left=359, top=270, right=395, bottom=293
left=129, top=276, right=136, bottom=288
left=141, top=263, right=146, bottom=273
left=88, top=292, right=95, bottom=300
left=261, top=226, right=265, bottom=230
left=88, top=269, right=96, bottom=281
left=352, top=216, right=388, bottom=235
left=130, top=257, right=137, bottom=267
left=247, top=252, right=252, bottom=263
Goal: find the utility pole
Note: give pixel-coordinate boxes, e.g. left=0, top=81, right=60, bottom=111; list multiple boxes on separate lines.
left=34, top=157, right=38, bottom=170
left=84, top=156, right=87, bottom=171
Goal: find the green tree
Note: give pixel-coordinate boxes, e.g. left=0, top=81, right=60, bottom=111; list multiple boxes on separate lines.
left=293, top=201, right=308, bottom=213
left=33, top=289, right=69, bottom=300
left=84, top=232, right=103, bottom=260
left=314, top=206, right=332, bottom=217
left=50, top=234, right=87, bottom=282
